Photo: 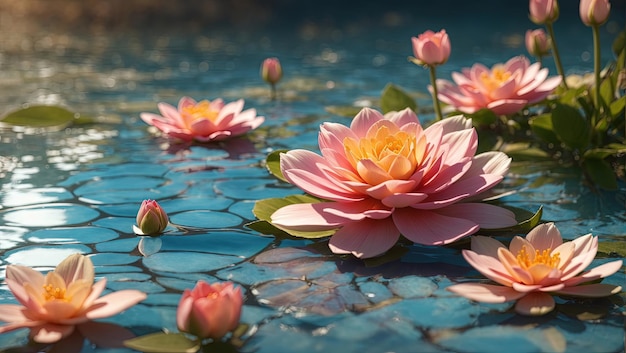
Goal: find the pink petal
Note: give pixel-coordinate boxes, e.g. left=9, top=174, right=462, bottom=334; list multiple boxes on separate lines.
left=6, top=266, right=44, bottom=306
left=415, top=174, right=504, bottom=209
left=214, top=99, right=244, bottom=126
left=487, top=99, right=528, bottom=115
left=30, top=323, right=75, bottom=344
left=271, top=202, right=348, bottom=230
left=464, top=151, right=511, bottom=180
left=157, top=102, right=184, bottom=126
left=328, top=218, right=400, bottom=258
left=435, top=203, right=517, bottom=229
left=526, top=223, right=563, bottom=251
left=446, top=283, right=525, bottom=303
left=554, top=283, right=622, bottom=297
left=514, top=292, right=555, bottom=316
left=177, top=96, right=198, bottom=110
left=366, top=179, right=418, bottom=201
left=81, top=279, right=107, bottom=310
left=0, top=304, right=29, bottom=324
left=84, top=290, right=147, bottom=320
left=462, top=250, right=516, bottom=286
left=381, top=193, right=429, bottom=208
left=512, top=282, right=542, bottom=292
left=55, top=254, right=95, bottom=286
left=188, top=118, right=217, bottom=137
left=563, top=260, right=623, bottom=287
left=393, top=208, right=479, bottom=245
left=350, top=108, right=384, bottom=138
left=470, top=236, right=506, bottom=258
left=384, top=108, right=421, bottom=127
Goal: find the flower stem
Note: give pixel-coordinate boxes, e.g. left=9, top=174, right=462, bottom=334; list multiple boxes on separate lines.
left=270, top=84, right=277, bottom=100
left=429, top=65, right=443, bottom=121
left=592, top=24, right=602, bottom=121
left=545, top=23, right=568, bottom=89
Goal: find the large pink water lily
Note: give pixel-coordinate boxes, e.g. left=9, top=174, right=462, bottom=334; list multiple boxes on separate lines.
left=447, top=223, right=623, bottom=315
left=0, top=254, right=147, bottom=343
left=435, top=56, right=562, bottom=115
left=140, top=96, right=264, bottom=142
left=270, top=107, right=517, bottom=258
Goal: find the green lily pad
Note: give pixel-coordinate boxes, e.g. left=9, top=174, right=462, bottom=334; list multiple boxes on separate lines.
left=479, top=205, right=543, bottom=235
left=597, top=241, right=626, bottom=257
left=265, top=149, right=288, bottom=182
left=380, top=83, right=417, bottom=114
left=325, top=105, right=363, bottom=118
left=124, top=332, right=200, bottom=353
left=0, top=105, right=77, bottom=129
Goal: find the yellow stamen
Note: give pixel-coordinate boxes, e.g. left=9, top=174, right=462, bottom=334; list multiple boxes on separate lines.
left=479, top=66, right=512, bottom=91
left=43, top=284, right=70, bottom=302
left=181, top=100, right=219, bottom=126
left=516, top=245, right=560, bottom=269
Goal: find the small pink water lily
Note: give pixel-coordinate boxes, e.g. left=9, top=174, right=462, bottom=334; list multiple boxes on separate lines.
left=134, top=199, right=169, bottom=236
left=529, top=0, right=560, bottom=24
left=434, top=55, right=562, bottom=115
left=411, top=29, right=451, bottom=66
left=271, top=107, right=517, bottom=258
left=140, top=96, right=264, bottom=142
left=177, top=281, right=243, bottom=340
left=579, top=0, right=611, bottom=26
left=447, top=223, right=623, bottom=316
left=525, top=29, right=551, bottom=58
left=0, top=254, right=147, bottom=343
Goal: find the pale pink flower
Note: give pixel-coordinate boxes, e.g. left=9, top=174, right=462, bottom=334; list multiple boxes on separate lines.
left=525, top=29, right=551, bottom=58
left=271, top=107, right=517, bottom=259
left=177, top=281, right=243, bottom=340
left=134, top=199, right=169, bottom=236
left=579, top=0, right=611, bottom=26
left=261, top=57, right=283, bottom=85
left=435, top=56, right=562, bottom=115
left=0, top=254, right=147, bottom=343
left=447, top=223, right=623, bottom=315
left=140, top=96, right=264, bottom=142
left=529, top=0, right=560, bottom=24
left=411, top=30, right=451, bottom=66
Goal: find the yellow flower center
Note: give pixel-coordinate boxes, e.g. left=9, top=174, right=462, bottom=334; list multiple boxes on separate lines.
left=343, top=124, right=425, bottom=183
left=206, top=292, right=219, bottom=300
left=479, top=66, right=512, bottom=91
left=516, top=245, right=560, bottom=269
left=43, top=284, right=70, bottom=302
left=181, top=100, right=219, bottom=126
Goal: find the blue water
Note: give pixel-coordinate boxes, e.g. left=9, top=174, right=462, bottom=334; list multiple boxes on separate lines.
left=0, top=2, right=625, bottom=352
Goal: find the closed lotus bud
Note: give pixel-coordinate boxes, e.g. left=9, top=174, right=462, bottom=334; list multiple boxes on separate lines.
left=134, top=199, right=168, bottom=235
left=261, top=57, right=283, bottom=85
left=176, top=281, right=243, bottom=340
left=529, top=0, right=559, bottom=24
left=579, top=0, right=611, bottom=26
left=525, top=29, right=551, bottom=57
left=411, top=29, right=451, bottom=66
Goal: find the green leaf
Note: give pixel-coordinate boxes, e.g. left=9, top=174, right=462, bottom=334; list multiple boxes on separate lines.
left=597, top=241, right=626, bottom=257
left=583, top=158, right=618, bottom=190
left=481, top=205, right=543, bottom=234
left=612, top=29, right=625, bottom=57
left=609, top=95, right=625, bottom=118
left=325, top=105, right=363, bottom=118
left=529, top=113, right=560, bottom=144
left=0, top=105, right=77, bottom=129
left=380, top=83, right=417, bottom=114
left=124, top=332, right=200, bottom=353
left=251, top=195, right=337, bottom=239
left=551, top=103, right=590, bottom=150
left=502, top=142, right=551, bottom=160
left=583, top=148, right=619, bottom=160
left=467, top=108, right=497, bottom=126
left=265, top=150, right=288, bottom=182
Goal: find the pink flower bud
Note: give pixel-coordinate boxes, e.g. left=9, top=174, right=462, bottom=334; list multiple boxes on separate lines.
left=529, top=0, right=559, bottom=24
left=579, top=0, right=611, bottom=26
left=261, top=57, right=283, bottom=85
left=525, top=29, right=551, bottom=57
left=411, top=29, right=451, bottom=66
left=135, top=199, right=168, bottom=235
left=176, top=281, right=243, bottom=340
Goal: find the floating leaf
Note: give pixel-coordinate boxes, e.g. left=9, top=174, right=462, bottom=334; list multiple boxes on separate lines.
left=265, top=149, right=288, bottom=182
left=583, top=158, right=618, bottom=190
left=597, top=241, right=626, bottom=257
left=325, top=105, right=363, bottom=118
left=0, top=105, right=77, bottom=129
left=551, top=103, right=590, bottom=150
left=480, top=205, right=543, bottom=235
left=124, top=332, right=200, bottom=353
left=250, top=195, right=337, bottom=239
left=380, top=83, right=417, bottom=114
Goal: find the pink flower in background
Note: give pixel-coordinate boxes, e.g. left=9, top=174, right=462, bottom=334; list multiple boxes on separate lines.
left=435, top=56, right=562, bottom=115
left=579, top=0, right=611, bottom=26
left=447, top=223, right=623, bottom=315
left=271, top=107, right=517, bottom=258
left=134, top=199, right=169, bottom=236
left=177, top=281, right=243, bottom=340
left=140, top=96, right=264, bottom=142
left=525, top=29, right=551, bottom=58
left=529, top=0, right=560, bottom=24
left=261, top=57, right=283, bottom=85
left=0, top=254, right=147, bottom=343
left=411, top=29, right=451, bottom=66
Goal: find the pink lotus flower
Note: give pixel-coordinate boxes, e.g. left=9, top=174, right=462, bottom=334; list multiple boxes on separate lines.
left=270, top=107, right=517, bottom=258
left=177, top=281, right=243, bottom=340
left=261, top=57, right=283, bottom=85
left=0, top=254, right=147, bottom=343
left=579, top=0, right=611, bottom=26
left=529, top=0, right=560, bottom=24
left=134, top=199, right=169, bottom=236
left=411, top=30, right=451, bottom=66
left=525, top=29, right=551, bottom=58
left=140, top=96, right=264, bottom=142
left=447, top=223, right=623, bottom=315
left=435, top=56, right=562, bottom=115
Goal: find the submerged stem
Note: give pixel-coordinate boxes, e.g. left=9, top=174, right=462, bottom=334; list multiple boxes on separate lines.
left=429, top=65, right=443, bottom=121
left=545, top=23, right=569, bottom=90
